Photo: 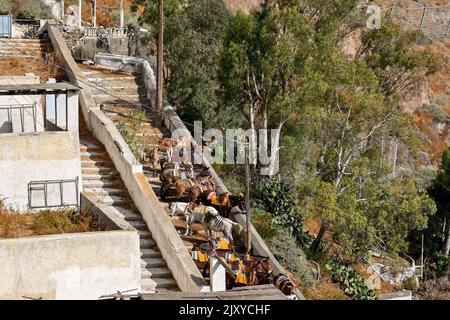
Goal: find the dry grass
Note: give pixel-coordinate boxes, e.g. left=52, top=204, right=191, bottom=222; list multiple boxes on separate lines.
left=0, top=201, right=100, bottom=239
left=303, top=268, right=349, bottom=300
left=418, top=277, right=450, bottom=300
left=0, top=55, right=66, bottom=83
left=413, top=111, right=449, bottom=162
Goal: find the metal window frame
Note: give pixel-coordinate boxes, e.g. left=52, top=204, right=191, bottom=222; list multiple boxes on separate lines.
left=28, top=177, right=79, bottom=209
left=0, top=104, right=37, bottom=133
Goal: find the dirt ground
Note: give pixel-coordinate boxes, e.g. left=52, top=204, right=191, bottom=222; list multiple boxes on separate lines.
left=0, top=56, right=66, bottom=82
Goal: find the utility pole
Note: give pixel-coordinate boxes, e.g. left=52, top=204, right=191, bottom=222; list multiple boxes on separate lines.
left=445, top=17, right=450, bottom=38
left=78, top=0, right=82, bottom=30
left=91, top=0, right=96, bottom=28
left=419, top=5, right=428, bottom=32
left=244, top=140, right=252, bottom=254
left=156, top=0, right=164, bottom=124
left=120, top=0, right=124, bottom=31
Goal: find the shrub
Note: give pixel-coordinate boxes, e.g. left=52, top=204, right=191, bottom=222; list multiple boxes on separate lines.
left=0, top=0, right=13, bottom=15
left=251, top=206, right=279, bottom=241
left=31, top=209, right=94, bottom=235
left=418, top=277, right=450, bottom=300
left=117, top=121, right=146, bottom=160
left=268, top=228, right=314, bottom=286
left=14, top=0, right=52, bottom=19
left=419, top=104, right=447, bottom=122
left=326, top=263, right=378, bottom=300
left=402, top=276, right=419, bottom=292
left=1, top=205, right=98, bottom=238
left=256, top=177, right=309, bottom=247
left=433, top=95, right=448, bottom=107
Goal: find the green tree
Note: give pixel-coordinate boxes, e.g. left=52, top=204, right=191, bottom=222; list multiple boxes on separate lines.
left=356, top=20, right=438, bottom=97
left=14, top=0, right=52, bottom=19
left=427, top=148, right=450, bottom=258
left=301, top=176, right=435, bottom=261
left=164, top=0, right=232, bottom=127
left=0, top=0, right=13, bottom=15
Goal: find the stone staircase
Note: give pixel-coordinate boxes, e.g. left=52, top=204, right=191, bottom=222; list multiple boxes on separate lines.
left=78, top=63, right=205, bottom=255
left=0, top=38, right=51, bottom=59
left=79, top=64, right=164, bottom=144
left=79, top=134, right=178, bottom=293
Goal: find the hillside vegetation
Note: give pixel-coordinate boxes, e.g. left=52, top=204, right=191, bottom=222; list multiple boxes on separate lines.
left=130, top=0, right=450, bottom=299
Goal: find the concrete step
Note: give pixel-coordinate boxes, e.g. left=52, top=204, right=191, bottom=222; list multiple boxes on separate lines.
left=81, top=159, right=110, bottom=166
left=141, top=258, right=167, bottom=269
left=0, top=54, right=39, bottom=59
left=80, top=151, right=106, bottom=158
left=95, top=196, right=130, bottom=206
left=140, top=248, right=162, bottom=259
left=84, top=76, right=135, bottom=83
left=141, top=278, right=178, bottom=291
left=139, top=231, right=152, bottom=239
left=81, top=167, right=116, bottom=174
left=82, top=173, right=119, bottom=181
left=129, top=220, right=148, bottom=231
left=140, top=238, right=156, bottom=248
left=83, top=188, right=125, bottom=196
left=82, top=180, right=117, bottom=189
left=108, top=206, right=142, bottom=221
left=141, top=267, right=172, bottom=279
left=80, top=144, right=104, bottom=152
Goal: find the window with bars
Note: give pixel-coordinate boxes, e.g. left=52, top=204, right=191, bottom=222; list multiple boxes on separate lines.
left=28, top=177, right=79, bottom=209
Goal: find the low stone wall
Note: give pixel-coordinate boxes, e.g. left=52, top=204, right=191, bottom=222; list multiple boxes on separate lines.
left=0, top=230, right=141, bottom=300
left=80, top=193, right=133, bottom=231
left=45, top=23, right=208, bottom=293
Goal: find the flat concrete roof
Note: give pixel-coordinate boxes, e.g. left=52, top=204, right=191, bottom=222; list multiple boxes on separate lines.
left=140, top=284, right=288, bottom=300
left=0, top=82, right=80, bottom=95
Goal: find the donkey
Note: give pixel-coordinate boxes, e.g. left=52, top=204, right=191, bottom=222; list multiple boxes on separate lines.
left=169, top=202, right=219, bottom=236
left=203, top=211, right=244, bottom=241
left=143, top=147, right=169, bottom=176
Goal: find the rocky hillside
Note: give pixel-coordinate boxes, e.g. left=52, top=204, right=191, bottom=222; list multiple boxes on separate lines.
left=374, top=0, right=450, bottom=164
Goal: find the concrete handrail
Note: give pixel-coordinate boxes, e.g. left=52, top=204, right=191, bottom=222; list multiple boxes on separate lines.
left=44, top=22, right=208, bottom=293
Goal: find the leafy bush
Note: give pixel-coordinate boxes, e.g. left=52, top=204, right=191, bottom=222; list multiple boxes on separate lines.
left=419, top=104, right=447, bottom=122
left=402, top=276, right=419, bottom=292
left=425, top=251, right=449, bottom=279
left=0, top=0, right=13, bottom=15
left=116, top=121, right=146, bottom=161
left=251, top=206, right=279, bottom=241
left=433, top=95, right=448, bottom=107
left=326, top=263, right=377, bottom=300
left=256, top=177, right=310, bottom=247
left=14, top=0, right=52, bottom=19
left=269, top=229, right=314, bottom=286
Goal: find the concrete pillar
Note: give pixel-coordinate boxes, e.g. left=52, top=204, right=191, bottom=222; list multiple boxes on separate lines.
left=56, top=93, right=67, bottom=130
left=92, top=0, right=96, bottom=28
left=120, top=0, right=124, bottom=33
left=209, top=257, right=226, bottom=292
left=78, top=0, right=82, bottom=30
left=45, top=78, right=56, bottom=126
left=66, top=90, right=79, bottom=132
